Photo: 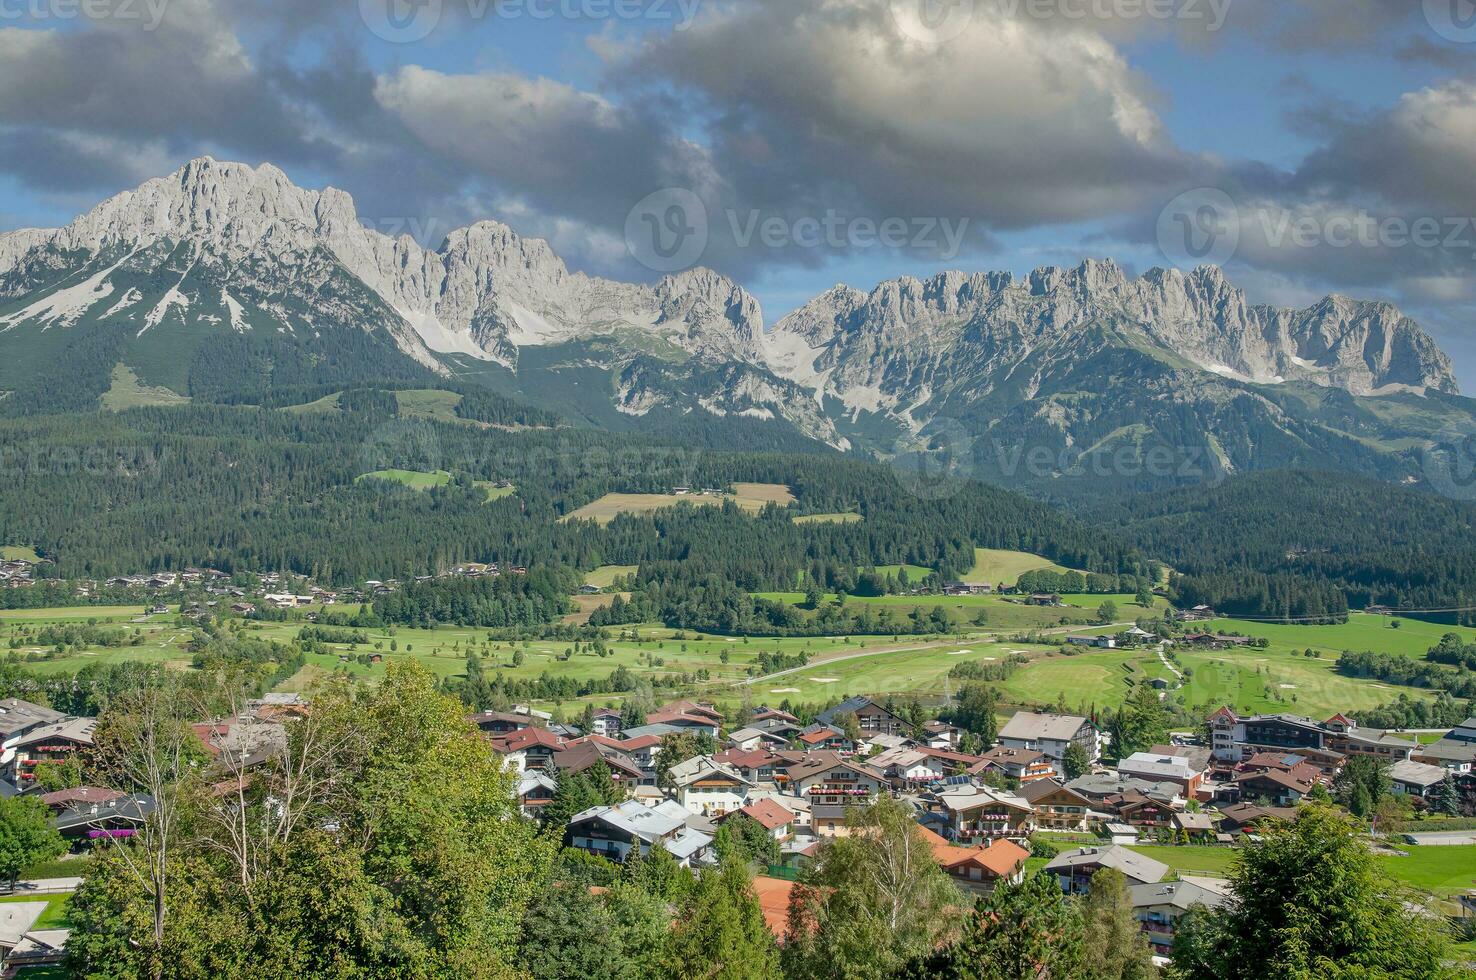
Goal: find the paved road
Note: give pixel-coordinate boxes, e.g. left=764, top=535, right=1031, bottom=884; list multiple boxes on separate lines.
left=1398, top=830, right=1476, bottom=846
left=738, top=621, right=1146, bottom=687
left=3, top=876, right=82, bottom=895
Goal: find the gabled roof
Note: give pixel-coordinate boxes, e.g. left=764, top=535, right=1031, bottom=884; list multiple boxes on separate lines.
left=726, top=798, right=796, bottom=831
left=916, top=825, right=1030, bottom=878
left=550, top=742, right=644, bottom=781
left=1043, top=845, right=1169, bottom=885
left=936, top=784, right=1033, bottom=814
left=668, top=755, right=752, bottom=788
left=493, top=727, right=565, bottom=753
left=570, top=799, right=691, bottom=842
left=617, top=733, right=664, bottom=752
left=1019, top=778, right=1092, bottom=807
left=715, top=747, right=780, bottom=770
left=817, top=696, right=901, bottom=726
left=798, top=726, right=845, bottom=746
left=1128, top=880, right=1229, bottom=913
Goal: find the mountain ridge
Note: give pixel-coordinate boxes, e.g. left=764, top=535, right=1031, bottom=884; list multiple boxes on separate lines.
left=0, top=156, right=1470, bottom=497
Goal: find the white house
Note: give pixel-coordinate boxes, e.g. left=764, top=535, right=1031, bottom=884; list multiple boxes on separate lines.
left=997, top=712, right=1101, bottom=775
left=667, top=756, right=752, bottom=817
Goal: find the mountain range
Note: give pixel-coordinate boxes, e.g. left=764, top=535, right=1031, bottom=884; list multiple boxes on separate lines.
left=2, top=157, right=1472, bottom=498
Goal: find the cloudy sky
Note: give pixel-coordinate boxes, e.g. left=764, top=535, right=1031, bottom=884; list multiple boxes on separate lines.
left=4, top=0, right=1476, bottom=384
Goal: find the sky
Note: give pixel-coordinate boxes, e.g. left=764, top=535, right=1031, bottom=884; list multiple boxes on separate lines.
left=3, top=0, right=1476, bottom=385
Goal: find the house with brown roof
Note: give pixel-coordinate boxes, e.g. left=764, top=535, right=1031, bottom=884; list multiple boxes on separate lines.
left=646, top=700, right=723, bottom=737
left=974, top=745, right=1056, bottom=784
left=717, top=798, right=798, bottom=841
left=668, top=756, right=753, bottom=817
left=1019, top=779, right=1094, bottom=831
left=489, top=726, right=566, bottom=771
left=796, top=725, right=853, bottom=753
left=917, top=825, right=1029, bottom=895
left=933, top=784, right=1035, bottom=842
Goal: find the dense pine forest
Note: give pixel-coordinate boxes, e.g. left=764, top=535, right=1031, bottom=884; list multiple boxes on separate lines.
left=1090, top=470, right=1476, bottom=622
left=3, top=392, right=1476, bottom=625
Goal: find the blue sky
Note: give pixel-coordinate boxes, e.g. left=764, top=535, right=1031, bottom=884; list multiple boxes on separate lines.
left=2, top=0, right=1476, bottom=384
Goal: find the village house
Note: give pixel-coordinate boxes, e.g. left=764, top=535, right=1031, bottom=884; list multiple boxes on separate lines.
left=489, top=727, right=567, bottom=772
left=4, top=716, right=96, bottom=787
left=973, top=745, right=1056, bottom=784
left=589, top=708, right=623, bottom=738
left=1414, top=717, right=1476, bottom=772
left=1117, top=752, right=1205, bottom=796
left=933, top=784, right=1035, bottom=841
left=667, top=756, right=752, bottom=816
left=515, top=771, right=557, bottom=818
left=566, top=799, right=713, bottom=866
left=615, top=733, right=665, bottom=772
left=817, top=696, right=910, bottom=739
left=997, top=711, right=1101, bottom=775
left=795, top=725, right=854, bottom=753
left=918, top=825, right=1030, bottom=895
left=468, top=711, right=534, bottom=736
left=784, top=756, right=887, bottom=835
left=1130, top=880, right=1229, bottom=956
left=1208, top=708, right=1416, bottom=764
left=550, top=741, right=647, bottom=788
left=1019, top=779, right=1095, bottom=832
left=922, top=719, right=963, bottom=750
left=1388, top=759, right=1451, bottom=799
left=727, top=726, right=791, bottom=752
left=1045, top=845, right=1169, bottom=895
left=716, top=797, right=798, bottom=842
left=714, top=747, right=781, bottom=785
left=645, top=700, right=724, bottom=737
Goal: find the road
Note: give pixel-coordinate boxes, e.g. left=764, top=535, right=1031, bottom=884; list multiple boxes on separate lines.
left=737, top=621, right=1146, bottom=687
left=1397, top=830, right=1476, bottom=846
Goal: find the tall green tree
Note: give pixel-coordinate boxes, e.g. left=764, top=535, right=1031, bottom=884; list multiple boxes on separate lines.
left=0, top=794, right=65, bottom=889
left=908, top=870, right=1084, bottom=980
left=1172, top=803, right=1451, bottom=979
left=951, top=683, right=1000, bottom=746
left=668, top=858, right=780, bottom=980
left=784, top=796, right=959, bottom=979
left=1080, top=868, right=1155, bottom=980
left=1062, top=741, right=1091, bottom=780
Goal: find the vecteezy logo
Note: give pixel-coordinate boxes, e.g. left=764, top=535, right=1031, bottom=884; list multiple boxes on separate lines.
left=625, top=188, right=709, bottom=274
left=890, top=0, right=975, bottom=45
left=359, top=0, right=442, bottom=43
left=1423, top=428, right=1476, bottom=501
left=1426, top=0, right=1476, bottom=42
left=1157, top=188, right=1240, bottom=270
left=890, top=419, right=971, bottom=501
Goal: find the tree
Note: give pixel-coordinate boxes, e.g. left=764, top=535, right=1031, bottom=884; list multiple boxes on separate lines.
left=1172, top=803, right=1451, bottom=979
left=655, top=731, right=701, bottom=790
left=951, top=683, right=1000, bottom=746
left=1332, top=755, right=1390, bottom=819
left=0, top=795, right=65, bottom=889
left=1136, top=586, right=1154, bottom=608
left=784, top=796, right=959, bottom=979
left=1062, top=741, right=1091, bottom=781
left=1080, top=868, right=1155, bottom=980
left=1097, top=600, right=1118, bottom=624
left=714, top=814, right=781, bottom=868
left=909, top=870, right=1083, bottom=979
left=668, top=858, right=780, bottom=980
left=1431, top=773, right=1461, bottom=816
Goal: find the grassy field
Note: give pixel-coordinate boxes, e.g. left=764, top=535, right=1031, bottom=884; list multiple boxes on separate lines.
left=965, top=548, right=1075, bottom=586
left=1376, top=846, right=1476, bottom=897
left=281, top=391, right=342, bottom=414
left=100, top=363, right=190, bottom=411
left=794, top=513, right=863, bottom=525
left=0, top=605, right=150, bottom=622
left=739, top=638, right=1027, bottom=705
left=731, top=483, right=796, bottom=509
left=584, top=565, right=638, bottom=588
left=1206, top=613, right=1476, bottom=659
left=476, top=481, right=517, bottom=502
left=994, top=631, right=1439, bottom=717
left=563, top=493, right=725, bottom=525
left=563, top=484, right=794, bottom=525
left=753, top=591, right=1166, bottom=632
left=356, top=469, right=453, bottom=490
left=1127, top=845, right=1237, bottom=877
left=394, top=389, right=462, bottom=421
left=0, top=545, right=42, bottom=562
